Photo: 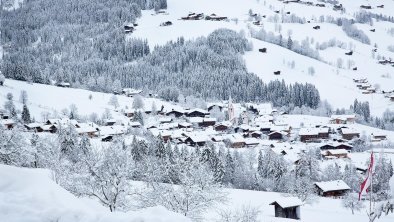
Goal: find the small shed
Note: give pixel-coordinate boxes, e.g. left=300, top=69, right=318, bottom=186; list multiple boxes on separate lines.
left=269, top=197, right=302, bottom=220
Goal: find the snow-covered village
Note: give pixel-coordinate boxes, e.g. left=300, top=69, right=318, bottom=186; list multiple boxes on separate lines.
left=1, top=0, right=394, bottom=221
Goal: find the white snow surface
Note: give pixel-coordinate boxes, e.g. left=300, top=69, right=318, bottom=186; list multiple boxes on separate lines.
left=0, top=164, right=190, bottom=222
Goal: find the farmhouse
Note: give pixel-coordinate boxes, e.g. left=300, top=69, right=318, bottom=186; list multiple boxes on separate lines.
left=57, top=82, right=71, bottom=88
left=314, top=180, right=350, bottom=197
left=178, top=122, right=192, bottom=129
left=185, top=108, right=209, bottom=117
left=340, top=128, right=360, bottom=140
left=76, top=126, right=97, bottom=138
left=41, top=124, right=58, bottom=133
left=24, top=123, right=43, bottom=132
left=122, top=88, right=142, bottom=97
left=268, top=131, right=286, bottom=140
left=330, top=114, right=356, bottom=124
left=298, top=127, right=329, bottom=142
left=166, top=108, right=185, bottom=117
left=124, top=109, right=136, bottom=117
left=371, top=133, right=387, bottom=141
left=225, top=134, right=246, bottom=148
left=1, top=119, right=15, bottom=129
left=129, top=121, right=141, bottom=128
left=322, top=149, right=349, bottom=159
left=185, top=134, right=209, bottom=146
left=269, top=197, right=302, bottom=220
left=214, top=121, right=231, bottom=131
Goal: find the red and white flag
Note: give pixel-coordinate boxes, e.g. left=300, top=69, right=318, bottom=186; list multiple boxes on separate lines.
left=359, top=152, right=374, bottom=201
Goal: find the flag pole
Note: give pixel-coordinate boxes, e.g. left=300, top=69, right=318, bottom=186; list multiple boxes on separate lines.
left=369, top=149, right=374, bottom=222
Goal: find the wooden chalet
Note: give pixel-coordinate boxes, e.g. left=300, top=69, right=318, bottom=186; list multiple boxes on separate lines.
left=225, top=134, right=246, bottom=148
left=268, top=131, right=285, bottom=140
left=199, top=117, right=216, bottom=127
left=57, top=82, right=71, bottom=88
left=185, top=108, right=209, bottom=117
left=269, top=197, right=302, bottom=220
left=340, top=128, right=360, bottom=140
left=258, top=48, right=267, bottom=53
left=24, top=123, right=43, bottom=132
left=76, top=126, right=97, bottom=138
left=333, top=4, right=343, bottom=11
left=178, top=122, right=192, bottom=129
left=181, top=13, right=204, bottom=20
left=41, top=124, right=58, bottom=133
left=160, top=21, right=173, bottom=26
left=214, top=122, right=231, bottom=131
left=124, top=109, right=135, bottom=117
left=129, top=121, right=141, bottom=128
left=124, top=24, right=135, bottom=33
left=314, top=180, right=350, bottom=197
left=185, top=134, right=209, bottom=146
left=166, top=109, right=185, bottom=117
left=104, top=119, right=117, bottom=126
left=390, top=95, right=394, bottom=102
left=371, top=133, right=387, bottom=141
left=323, top=149, right=349, bottom=159
left=250, top=131, right=262, bottom=138
left=330, top=114, right=356, bottom=124
left=360, top=5, right=372, bottom=9
left=1, top=119, right=15, bottom=129
left=313, top=25, right=320, bottom=30
left=205, top=14, right=227, bottom=21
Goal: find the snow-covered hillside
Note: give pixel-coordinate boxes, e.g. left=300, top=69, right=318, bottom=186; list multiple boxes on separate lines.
left=0, top=164, right=190, bottom=222
left=131, top=0, right=394, bottom=116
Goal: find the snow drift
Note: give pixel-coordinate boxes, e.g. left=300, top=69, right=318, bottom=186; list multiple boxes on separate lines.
left=0, top=164, right=190, bottom=222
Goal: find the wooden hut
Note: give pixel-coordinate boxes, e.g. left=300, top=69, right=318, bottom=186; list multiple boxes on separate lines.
left=314, top=180, right=350, bottom=197
left=269, top=197, right=302, bottom=220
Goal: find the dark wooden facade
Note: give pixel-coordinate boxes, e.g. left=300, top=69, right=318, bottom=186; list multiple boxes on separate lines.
left=270, top=203, right=300, bottom=220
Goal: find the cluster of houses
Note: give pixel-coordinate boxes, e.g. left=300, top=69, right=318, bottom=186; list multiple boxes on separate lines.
left=352, top=78, right=376, bottom=94
left=378, top=58, right=394, bottom=67
left=180, top=12, right=227, bottom=21
left=281, top=0, right=325, bottom=8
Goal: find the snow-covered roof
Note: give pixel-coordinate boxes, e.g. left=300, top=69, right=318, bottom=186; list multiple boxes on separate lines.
left=178, top=122, right=192, bottom=127
left=1, top=119, right=15, bottom=125
left=225, top=134, right=245, bottom=143
left=214, top=121, right=232, bottom=127
left=299, top=128, right=319, bottom=136
left=130, top=121, right=141, bottom=127
left=76, top=126, right=97, bottom=134
left=189, top=117, right=203, bottom=123
left=245, top=138, right=260, bottom=145
left=269, top=197, right=303, bottom=208
left=25, top=123, right=42, bottom=128
left=326, top=149, right=349, bottom=155
left=186, top=108, right=209, bottom=114
left=330, top=114, right=356, bottom=120
left=341, top=128, right=359, bottom=135
left=186, top=134, right=210, bottom=143
left=159, top=117, right=172, bottom=123
left=314, top=180, right=350, bottom=192
left=97, top=125, right=126, bottom=136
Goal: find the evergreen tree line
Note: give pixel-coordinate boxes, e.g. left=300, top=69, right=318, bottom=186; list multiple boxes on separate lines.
left=1, top=0, right=161, bottom=83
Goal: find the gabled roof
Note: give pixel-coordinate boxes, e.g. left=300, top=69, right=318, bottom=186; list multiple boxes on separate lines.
left=341, top=128, right=359, bottom=135
left=314, top=180, right=350, bottom=192
left=269, top=197, right=303, bottom=208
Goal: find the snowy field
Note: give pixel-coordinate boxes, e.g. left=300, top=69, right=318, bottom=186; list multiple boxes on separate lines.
left=0, top=164, right=190, bottom=222
left=1, top=163, right=393, bottom=222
